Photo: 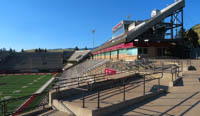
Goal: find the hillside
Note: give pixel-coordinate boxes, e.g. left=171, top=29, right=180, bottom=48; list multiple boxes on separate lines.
left=24, top=49, right=73, bottom=52
left=24, top=48, right=91, bottom=52
left=191, top=24, right=200, bottom=38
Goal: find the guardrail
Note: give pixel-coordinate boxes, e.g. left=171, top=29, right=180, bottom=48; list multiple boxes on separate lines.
left=54, top=61, right=181, bottom=90
left=0, top=60, right=181, bottom=115
left=53, top=62, right=181, bottom=109
left=0, top=77, right=57, bottom=116
left=68, top=71, right=165, bottom=109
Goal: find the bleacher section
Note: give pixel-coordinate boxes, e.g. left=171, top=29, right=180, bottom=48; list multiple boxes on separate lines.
left=67, top=50, right=90, bottom=63
left=60, top=59, right=109, bottom=80
left=0, top=52, right=11, bottom=64
left=0, top=52, right=63, bottom=73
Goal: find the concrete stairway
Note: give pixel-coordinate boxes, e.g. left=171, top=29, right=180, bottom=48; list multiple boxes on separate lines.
left=52, top=77, right=167, bottom=116
left=38, top=110, right=69, bottom=116
left=110, top=72, right=200, bottom=116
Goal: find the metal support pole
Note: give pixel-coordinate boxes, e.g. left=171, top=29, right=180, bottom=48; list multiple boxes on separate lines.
left=138, top=65, right=139, bottom=73
left=143, top=75, right=146, bottom=96
left=92, top=29, right=95, bottom=49
left=78, top=77, right=80, bottom=87
left=181, top=9, right=184, bottom=39
left=171, top=15, right=174, bottom=40
left=181, top=61, right=183, bottom=72
left=56, top=86, right=60, bottom=100
left=2, top=101, right=6, bottom=116
left=82, top=91, right=85, bottom=108
left=93, top=75, right=96, bottom=83
left=110, top=51, right=111, bottom=60
left=162, top=65, right=164, bottom=78
left=117, top=49, right=119, bottom=60
left=123, top=82, right=126, bottom=101
left=178, top=66, right=180, bottom=76
left=1, top=103, right=3, bottom=116
left=58, top=85, right=60, bottom=99
left=97, top=91, right=100, bottom=108
left=158, top=78, right=160, bottom=91
left=175, top=69, right=177, bottom=79
left=171, top=65, right=173, bottom=82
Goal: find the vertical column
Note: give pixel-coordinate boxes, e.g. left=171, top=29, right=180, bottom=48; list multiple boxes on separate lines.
left=143, top=75, right=146, bottom=96
left=97, top=91, right=100, bottom=108
left=181, top=9, right=184, bottom=39
left=117, top=49, right=119, bottom=60
left=82, top=91, right=85, bottom=108
left=171, top=15, right=174, bottom=40
left=123, top=81, right=126, bottom=101
left=110, top=51, right=111, bottom=60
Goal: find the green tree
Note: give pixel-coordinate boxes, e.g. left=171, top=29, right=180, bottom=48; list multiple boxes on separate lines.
left=187, top=29, right=199, bottom=47
left=74, top=46, right=79, bottom=51
left=21, top=49, right=24, bottom=52
left=84, top=46, right=88, bottom=50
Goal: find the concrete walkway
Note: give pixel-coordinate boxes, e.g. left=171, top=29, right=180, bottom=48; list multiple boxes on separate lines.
left=62, top=77, right=169, bottom=111
left=36, top=76, right=55, bottom=94
left=111, top=72, right=200, bottom=116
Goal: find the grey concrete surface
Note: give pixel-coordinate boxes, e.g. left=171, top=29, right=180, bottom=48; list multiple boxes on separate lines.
left=110, top=72, right=200, bottom=116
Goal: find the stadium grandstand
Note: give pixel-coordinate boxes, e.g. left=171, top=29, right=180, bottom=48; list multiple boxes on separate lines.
left=61, top=59, right=109, bottom=81
left=0, top=51, right=11, bottom=64
left=92, top=0, right=185, bottom=60
left=0, top=50, right=90, bottom=74
left=2, top=0, right=200, bottom=116
left=66, top=50, right=91, bottom=63
left=0, top=52, right=63, bottom=73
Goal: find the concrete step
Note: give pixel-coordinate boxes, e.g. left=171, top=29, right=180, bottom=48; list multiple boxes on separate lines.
left=170, top=86, right=200, bottom=92
left=39, top=110, right=69, bottom=116
left=52, top=100, right=75, bottom=116
left=108, top=73, right=200, bottom=116
left=38, top=110, right=56, bottom=116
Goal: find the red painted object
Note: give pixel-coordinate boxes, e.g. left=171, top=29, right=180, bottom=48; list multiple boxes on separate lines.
left=13, top=94, right=38, bottom=116
left=104, top=69, right=116, bottom=75
left=92, top=42, right=134, bottom=55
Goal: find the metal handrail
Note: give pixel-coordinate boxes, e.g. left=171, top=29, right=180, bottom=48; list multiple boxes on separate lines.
left=54, top=62, right=178, bottom=90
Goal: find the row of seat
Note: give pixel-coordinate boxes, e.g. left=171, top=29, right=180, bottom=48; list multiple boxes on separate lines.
left=60, top=59, right=109, bottom=80
left=0, top=52, right=63, bottom=71
left=0, top=52, right=11, bottom=64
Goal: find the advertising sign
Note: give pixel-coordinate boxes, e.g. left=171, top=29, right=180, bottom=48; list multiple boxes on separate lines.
left=112, top=22, right=125, bottom=39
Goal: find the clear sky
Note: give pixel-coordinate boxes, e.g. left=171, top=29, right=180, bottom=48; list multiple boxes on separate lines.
left=0, top=0, right=199, bottom=51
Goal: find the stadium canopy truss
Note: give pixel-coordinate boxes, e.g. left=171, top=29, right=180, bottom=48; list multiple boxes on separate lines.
left=92, top=0, right=185, bottom=55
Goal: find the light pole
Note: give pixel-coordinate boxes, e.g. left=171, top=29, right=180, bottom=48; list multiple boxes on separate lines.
left=92, top=29, right=95, bottom=49
left=126, top=14, right=131, bottom=20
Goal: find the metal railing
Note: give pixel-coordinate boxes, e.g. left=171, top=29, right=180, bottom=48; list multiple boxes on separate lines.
left=54, top=60, right=182, bottom=89
left=71, top=71, right=164, bottom=109
left=53, top=62, right=181, bottom=109
left=0, top=60, right=182, bottom=115
left=0, top=78, right=57, bottom=116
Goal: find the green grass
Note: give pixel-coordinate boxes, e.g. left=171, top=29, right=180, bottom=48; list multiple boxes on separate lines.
left=0, top=74, right=53, bottom=115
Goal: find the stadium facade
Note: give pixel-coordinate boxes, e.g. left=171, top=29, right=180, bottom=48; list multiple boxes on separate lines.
left=91, top=0, right=185, bottom=61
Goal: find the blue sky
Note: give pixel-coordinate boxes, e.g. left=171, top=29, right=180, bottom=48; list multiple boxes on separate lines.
left=0, top=0, right=199, bottom=51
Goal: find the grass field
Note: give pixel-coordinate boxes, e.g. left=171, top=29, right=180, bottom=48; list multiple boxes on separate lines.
left=0, top=74, right=53, bottom=115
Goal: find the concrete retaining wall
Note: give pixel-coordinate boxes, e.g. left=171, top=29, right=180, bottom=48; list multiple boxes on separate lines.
left=92, top=90, right=167, bottom=116
left=55, top=90, right=167, bottom=116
